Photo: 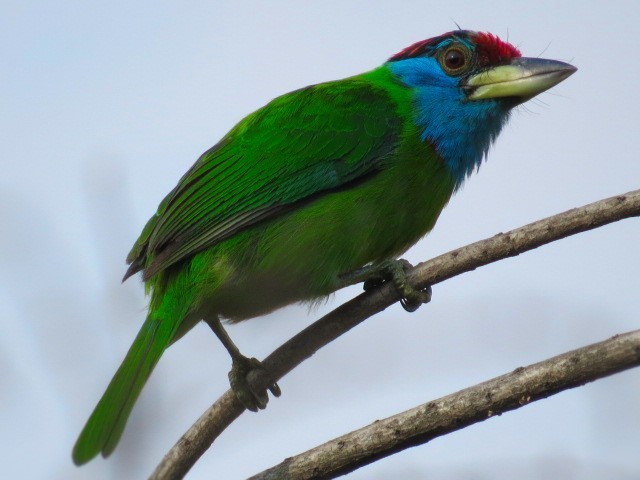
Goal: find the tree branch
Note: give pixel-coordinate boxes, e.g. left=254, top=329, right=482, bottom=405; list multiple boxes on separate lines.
left=250, top=329, right=640, bottom=480
left=149, top=189, right=640, bottom=480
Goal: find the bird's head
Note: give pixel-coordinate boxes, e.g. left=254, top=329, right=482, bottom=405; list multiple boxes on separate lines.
left=387, top=30, right=576, bottom=187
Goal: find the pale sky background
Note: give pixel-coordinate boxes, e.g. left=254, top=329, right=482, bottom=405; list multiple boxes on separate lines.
left=2, top=1, right=639, bottom=479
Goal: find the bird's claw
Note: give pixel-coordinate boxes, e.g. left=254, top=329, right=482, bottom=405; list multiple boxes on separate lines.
left=229, top=355, right=281, bottom=412
left=365, top=259, right=432, bottom=313
left=399, top=284, right=432, bottom=312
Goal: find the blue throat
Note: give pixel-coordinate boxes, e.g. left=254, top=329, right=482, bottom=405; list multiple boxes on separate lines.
left=388, top=58, right=511, bottom=188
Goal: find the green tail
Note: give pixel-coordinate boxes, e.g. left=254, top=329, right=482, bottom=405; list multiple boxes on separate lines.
left=72, top=314, right=177, bottom=465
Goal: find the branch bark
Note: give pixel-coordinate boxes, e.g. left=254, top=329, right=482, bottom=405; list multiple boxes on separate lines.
left=250, top=329, right=640, bottom=480
left=149, top=189, right=640, bottom=480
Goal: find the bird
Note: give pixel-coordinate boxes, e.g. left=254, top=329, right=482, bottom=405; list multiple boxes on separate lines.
left=72, top=30, right=576, bottom=465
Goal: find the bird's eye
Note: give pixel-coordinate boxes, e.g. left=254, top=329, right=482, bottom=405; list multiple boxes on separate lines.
left=439, top=46, right=472, bottom=75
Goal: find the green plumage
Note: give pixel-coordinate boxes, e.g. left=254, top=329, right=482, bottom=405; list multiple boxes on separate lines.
left=125, top=67, right=443, bottom=282
left=73, top=66, right=455, bottom=464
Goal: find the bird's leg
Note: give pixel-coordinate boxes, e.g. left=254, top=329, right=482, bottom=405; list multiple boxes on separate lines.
left=203, top=316, right=281, bottom=412
left=341, top=259, right=432, bottom=313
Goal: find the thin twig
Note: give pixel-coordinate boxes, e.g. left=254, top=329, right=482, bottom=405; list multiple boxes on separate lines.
left=150, top=189, right=640, bottom=480
left=250, top=329, right=640, bottom=480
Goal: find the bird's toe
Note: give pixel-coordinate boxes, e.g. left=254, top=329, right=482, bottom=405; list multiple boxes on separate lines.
left=229, top=356, right=280, bottom=411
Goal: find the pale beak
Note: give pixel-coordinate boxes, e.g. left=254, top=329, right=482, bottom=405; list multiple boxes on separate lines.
left=465, top=57, right=577, bottom=103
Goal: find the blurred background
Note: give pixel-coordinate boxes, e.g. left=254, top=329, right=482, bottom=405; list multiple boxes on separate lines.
left=2, top=1, right=639, bottom=478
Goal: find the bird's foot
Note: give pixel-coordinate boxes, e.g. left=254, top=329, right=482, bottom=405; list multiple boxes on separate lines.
left=362, top=259, right=432, bottom=312
left=229, top=355, right=281, bottom=412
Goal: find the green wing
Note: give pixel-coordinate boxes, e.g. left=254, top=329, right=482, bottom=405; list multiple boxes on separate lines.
left=125, top=73, right=404, bottom=281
